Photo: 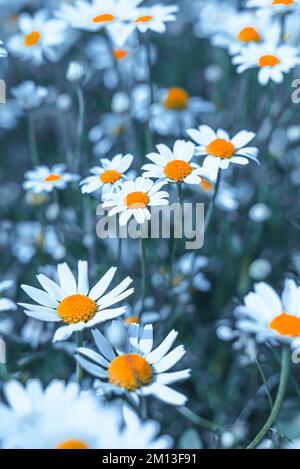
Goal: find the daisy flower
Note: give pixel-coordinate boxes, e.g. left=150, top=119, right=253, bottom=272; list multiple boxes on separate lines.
left=234, top=279, right=300, bottom=346
left=0, top=40, right=7, bottom=58
left=76, top=324, right=191, bottom=406
left=0, top=280, right=17, bottom=313
left=23, top=164, right=79, bottom=194
left=102, top=177, right=169, bottom=226
left=11, top=81, right=48, bottom=111
left=8, top=10, right=75, bottom=66
left=19, top=260, right=134, bottom=342
left=0, top=379, right=172, bottom=449
left=132, top=4, right=178, bottom=34
left=187, top=126, right=259, bottom=181
left=142, top=140, right=203, bottom=186
left=247, top=0, right=300, bottom=14
left=80, top=153, right=133, bottom=196
left=232, top=43, right=300, bottom=85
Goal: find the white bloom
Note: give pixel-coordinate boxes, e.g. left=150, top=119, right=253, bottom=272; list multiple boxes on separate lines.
left=66, top=61, right=86, bottom=83
left=0, top=40, right=7, bottom=58
left=0, top=280, right=17, bottom=313
left=247, top=0, right=300, bottom=14
left=19, top=260, right=134, bottom=342
left=132, top=4, right=178, bottom=34
left=102, top=177, right=169, bottom=226
left=8, top=10, right=76, bottom=66
left=23, top=164, right=79, bottom=194
left=11, top=81, right=48, bottom=110
left=0, top=379, right=172, bottom=449
left=142, top=140, right=203, bottom=185
left=187, top=125, right=259, bottom=181
left=80, top=153, right=133, bottom=195
left=232, top=43, right=300, bottom=85
left=76, top=324, right=191, bottom=406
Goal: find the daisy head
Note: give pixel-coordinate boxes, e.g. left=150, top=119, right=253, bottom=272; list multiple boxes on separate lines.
left=132, top=4, right=178, bottom=34
left=19, top=261, right=134, bottom=342
left=102, top=176, right=169, bottom=226
left=80, top=153, right=133, bottom=196
left=235, top=279, right=300, bottom=346
left=23, top=164, right=79, bottom=194
left=247, top=0, right=300, bottom=14
left=0, top=379, right=172, bottom=449
left=142, top=140, right=203, bottom=185
left=187, top=126, right=259, bottom=181
left=76, top=324, right=191, bottom=406
left=232, top=43, right=300, bottom=85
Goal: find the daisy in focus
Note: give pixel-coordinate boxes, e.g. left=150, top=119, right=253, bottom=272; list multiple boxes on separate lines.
left=0, top=280, right=17, bottom=313
left=23, top=164, right=79, bottom=194
left=0, top=379, right=172, bottom=449
left=187, top=126, right=259, bottom=181
left=247, top=0, right=300, bottom=14
left=19, top=260, right=134, bottom=342
left=76, top=324, right=191, bottom=406
left=142, top=140, right=203, bottom=186
left=232, top=43, right=300, bottom=85
left=132, top=4, right=178, bottom=34
left=234, top=279, right=300, bottom=346
left=0, top=40, right=7, bottom=58
left=80, top=153, right=133, bottom=196
left=102, top=177, right=169, bottom=226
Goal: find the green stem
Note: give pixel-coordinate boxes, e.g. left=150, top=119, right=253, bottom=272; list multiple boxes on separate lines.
left=204, top=170, right=221, bottom=233
left=177, top=406, right=222, bottom=433
left=255, top=360, right=273, bottom=411
left=140, top=235, right=147, bottom=307
left=27, top=114, right=39, bottom=166
left=76, top=331, right=83, bottom=384
left=168, top=183, right=183, bottom=284
left=246, top=346, right=290, bottom=449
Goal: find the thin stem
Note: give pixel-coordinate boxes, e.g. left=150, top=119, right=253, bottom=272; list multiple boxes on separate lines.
left=177, top=406, right=222, bottom=432
left=117, top=236, right=122, bottom=266
left=168, top=183, right=183, bottom=284
left=204, top=170, right=221, bottom=233
left=74, top=86, right=85, bottom=171
left=246, top=346, right=290, bottom=449
left=140, top=235, right=147, bottom=307
left=27, top=114, right=39, bottom=166
left=255, top=360, right=273, bottom=411
left=76, top=331, right=83, bottom=384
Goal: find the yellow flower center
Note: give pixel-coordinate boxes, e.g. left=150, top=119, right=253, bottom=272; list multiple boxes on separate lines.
left=200, top=178, right=213, bottom=192
left=24, top=31, right=41, bottom=47
left=108, top=353, right=153, bottom=391
left=272, top=0, right=294, bottom=5
left=56, top=439, right=89, bottom=450
left=125, top=315, right=140, bottom=324
left=206, top=138, right=236, bottom=159
left=269, top=312, right=300, bottom=337
left=92, top=13, right=115, bottom=24
left=100, top=169, right=121, bottom=184
left=163, top=87, right=189, bottom=110
left=237, top=27, right=260, bottom=43
left=164, top=160, right=193, bottom=182
left=125, top=191, right=150, bottom=209
left=57, top=294, right=97, bottom=324
left=133, top=15, right=153, bottom=23
left=258, top=55, right=280, bottom=67
left=113, top=48, right=128, bottom=60
left=44, top=174, right=62, bottom=182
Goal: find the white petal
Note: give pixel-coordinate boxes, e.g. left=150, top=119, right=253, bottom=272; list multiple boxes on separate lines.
left=75, top=354, right=108, bottom=378
left=36, top=274, right=65, bottom=302
left=77, top=260, right=89, bottom=295
left=156, top=369, right=191, bottom=385
left=139, top=324, right=153, bottom=355
left=57, top=263, right=77, bottom=295
left=89, top=267, right=117, bottom=301
left=154, top=345, right=186, bottom=373
left=21, top=285, right=58, bottom=308
left=147, top=330, right=178, bottom=364
left=92, top=329, right=115, bottom=361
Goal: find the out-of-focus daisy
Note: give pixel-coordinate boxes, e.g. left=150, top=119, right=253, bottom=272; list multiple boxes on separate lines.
left=247, top=0, right=300, bottom=14
left=234, top=279, right=300, bottom=346
left=19, top=260, right=134, bottom=342
left=0, top=280, right=17, bottom=313
left=232, top=43, right=300, bottom=85
left=132, top=4, right=178, bottom=34
left=23, top=165, right=79, bottom=194
left=8, top=10, right=75, bottom=66
left=102, top=177, right=169, bottom=226
left=11, top=81, right=48, bottom=111
left=89, top=113, right=127, bottom=158
left=76, top=324, right=191, bottom=406
left=142, top=140, right=202, bottom=186
left=0, top=40, right=7, bottom=58
left=0, top=101, right=22, bottom=131
left=187, top=126, right=259, bottom=181
left=151, top=87, right=214, bottom=137
left=0, top=379, right=172, bottom=449
left=80, top=153, right=133, bottom=195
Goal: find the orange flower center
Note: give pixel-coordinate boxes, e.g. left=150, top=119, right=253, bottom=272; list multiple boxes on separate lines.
left=56, top=439, right=89, bottom=450
left=125, top=191, right=150, bottom=209
left=206, top=138, right=236, bottom=159
left=92, top=13, right=115, bottom=24
left=44, top=174, right=61, bottom=182
left=272, top=0, right=294, bottom=5
left=125, top=315, right=140, bottom=324
left=108, top=353, right=153, bottom=391
left=163, top=87, right=189, bottom=110
left=113, top=48, right=128, bottom=60
left=100, top=169, right=121, bottom=184
left=24, top=31, right=41, bottom=47
left=164, top=160, right=193, bottom=182
left=237, top=27, right=260, bottom=43
left=200, top=178, right=213, bottom=192
left=269, top=312, right=300, bottom=337
left=57, top=294, right=97, bottom=324
left=258, top=55, right=280, bottom=67
left=133, top=15, right=153, bottom=23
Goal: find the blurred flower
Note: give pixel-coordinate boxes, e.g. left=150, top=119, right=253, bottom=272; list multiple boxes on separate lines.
left=247, top=0, right=300, bottom=14
left=76, top=324, right=191, bottom=405
left=0, top=280, right=17, bottom=312
left=11, top=81, right=48, bottom=111
left=0, top=101, right=22, bottom=130
left=89, top=113, right=126, bottom=158
left=66, top=61, right=86, bottom=84
left=249, top=203, right=272, bottom=222
left=103, top=177, right=169, bottom=226
left=249, top=259, right=272, bottom=280
left=187, top=126, right=259, bottom=181
left=23, top=164, right=79, bottom=194
left=20, top=261, right=134, bottom=342
left=80, top=153, right=133, bottom=195
left=0, top=40, right=7, bottom=58
left=0, top=379, right=172, bottom=448
left=132, top=4, right=178, bottom=34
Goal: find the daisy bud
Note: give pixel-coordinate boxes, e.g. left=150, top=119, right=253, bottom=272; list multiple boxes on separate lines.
left=66, top=61, right=86, bottom=84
